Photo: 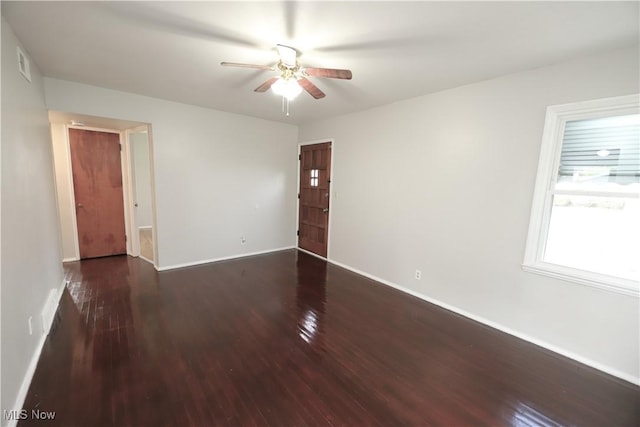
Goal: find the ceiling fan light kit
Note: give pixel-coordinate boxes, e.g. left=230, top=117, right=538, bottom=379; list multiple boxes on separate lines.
left=221, top=44, right=353, bottom=116
left=271, top=78, right=302, bottom=100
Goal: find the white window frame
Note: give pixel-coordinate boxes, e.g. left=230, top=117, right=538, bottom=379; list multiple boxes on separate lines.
left=523, top=94, right=640, bottom=297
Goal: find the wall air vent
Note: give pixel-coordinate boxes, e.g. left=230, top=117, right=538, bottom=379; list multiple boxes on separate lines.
left=17, top=46, right=31, bottom=82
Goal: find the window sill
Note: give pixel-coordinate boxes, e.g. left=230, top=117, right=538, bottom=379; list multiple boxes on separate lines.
left=522, top=262, right=639, bottom=297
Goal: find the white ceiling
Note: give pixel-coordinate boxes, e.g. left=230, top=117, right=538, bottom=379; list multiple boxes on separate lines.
left=3, top=1, right=639, bottom=125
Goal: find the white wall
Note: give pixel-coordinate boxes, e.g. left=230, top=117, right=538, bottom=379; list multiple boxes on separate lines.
left=131, top=131, right=153, bottom=228
left=299, top=46, right=640, bottom=383
left=1, top=18, right=64, bottom=420
left=43, top=78, right=299, bottom=269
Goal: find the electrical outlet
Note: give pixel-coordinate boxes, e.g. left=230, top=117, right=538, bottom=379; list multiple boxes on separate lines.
left=415, top=270, right=422, bottom=280
left=240, top=236, right=246, bottom=245
left=28, top=316, right=33, bottom=335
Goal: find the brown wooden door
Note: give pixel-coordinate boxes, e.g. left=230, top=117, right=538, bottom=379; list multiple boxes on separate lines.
left=69, top=128, right=127, bottom=259
left=298, top=142, right=331, bottom=257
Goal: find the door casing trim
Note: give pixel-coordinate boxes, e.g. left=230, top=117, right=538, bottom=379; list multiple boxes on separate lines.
left=123, top=125, right=158, bottom=269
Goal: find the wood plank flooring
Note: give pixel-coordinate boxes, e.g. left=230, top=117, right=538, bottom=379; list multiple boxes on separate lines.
left=19, top=250, right=639, bottom=426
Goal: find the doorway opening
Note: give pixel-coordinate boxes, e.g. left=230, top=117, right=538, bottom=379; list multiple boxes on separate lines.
left=49, top=111, right=158, bottom=268
left=128, top=127, right=154, bottom=264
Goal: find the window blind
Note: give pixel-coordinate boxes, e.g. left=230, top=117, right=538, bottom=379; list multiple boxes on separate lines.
left=559, top=114, right=640, bottom=184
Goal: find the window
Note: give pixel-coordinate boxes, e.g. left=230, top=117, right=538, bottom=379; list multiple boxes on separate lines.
left=523, top=95, right=639, bottom=296
left=310, top=169, right=319, bottom=187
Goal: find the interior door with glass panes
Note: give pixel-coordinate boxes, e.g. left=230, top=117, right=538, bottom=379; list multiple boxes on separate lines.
left=298, top=142, right=331, bottom=257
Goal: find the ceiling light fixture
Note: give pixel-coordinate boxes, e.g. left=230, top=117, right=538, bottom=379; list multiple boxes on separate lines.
left=221, top=43, right=352, bottom=117
left=271, top=76, right=302, bottom=116
left=271, top=77, right=302, bottom=100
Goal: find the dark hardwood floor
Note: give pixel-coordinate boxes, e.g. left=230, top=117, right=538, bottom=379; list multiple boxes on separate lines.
left=19, top=250, right=639, bottom=426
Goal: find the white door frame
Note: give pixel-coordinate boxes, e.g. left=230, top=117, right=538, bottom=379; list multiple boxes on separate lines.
left=123, top=125, right=158, bottom=268
left=122, top=128, right=139, bottom=258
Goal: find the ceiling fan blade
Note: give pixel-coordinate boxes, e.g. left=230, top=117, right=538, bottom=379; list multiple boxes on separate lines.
left=298, top=78, right=326, bottom=99
left=254, top=77, right=279, bottom=93
left=304, top=67, right=352, bottom=80
left=276, top=44, right=297, bottom=67
left=221, top=62, right=274, bottom=70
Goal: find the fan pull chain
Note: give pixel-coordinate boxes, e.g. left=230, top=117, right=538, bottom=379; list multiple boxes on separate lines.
left=281, top=96, right=291, bottom=116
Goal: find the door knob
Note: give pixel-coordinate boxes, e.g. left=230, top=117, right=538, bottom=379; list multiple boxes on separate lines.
left=323, top=208, right=329, bottom=213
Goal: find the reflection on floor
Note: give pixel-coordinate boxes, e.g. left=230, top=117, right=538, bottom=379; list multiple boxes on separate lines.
left=139, top=227, right=153, bottom=261
left=18, top=250, right=639, bottom=427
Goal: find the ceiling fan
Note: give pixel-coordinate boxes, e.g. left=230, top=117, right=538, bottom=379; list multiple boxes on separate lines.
left=221, top=44, right=352, bottom=103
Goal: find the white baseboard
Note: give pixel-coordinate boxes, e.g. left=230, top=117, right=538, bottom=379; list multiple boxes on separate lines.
left=40, top=289, right=59, bottom=334
left=6, top=279, right=67, bottom=427
left=62, top=257, right=78, bottom=263
left=157, top=246, right=296, bottom=272
left=328, top=258, right=640, bottom=386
